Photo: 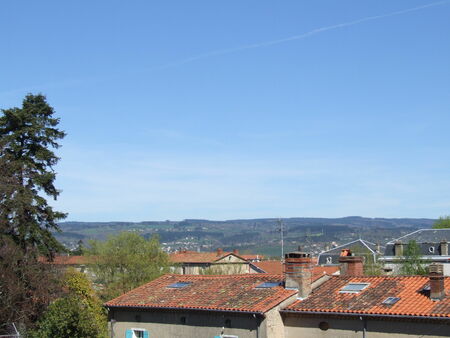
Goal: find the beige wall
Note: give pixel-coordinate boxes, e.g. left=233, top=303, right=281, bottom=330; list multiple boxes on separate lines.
left=264, top=295, right=297, bottom=338
left=109, top=308, right=263, bottom=338
left=283, top=315, right=450, bottom=338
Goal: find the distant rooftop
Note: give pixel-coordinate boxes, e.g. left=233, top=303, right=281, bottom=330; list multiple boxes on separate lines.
left=387, top=229, right=450, bottom=244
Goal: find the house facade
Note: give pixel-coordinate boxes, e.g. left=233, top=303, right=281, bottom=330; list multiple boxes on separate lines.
left=282, top=264, right=450, bottom=337
left=105, top=274, right=298, bottom=338
left=169, top=249, right=260, bottom=275
left=380, top=229, right=450, bottom=275
left=106, top=249, right=450, bottom=338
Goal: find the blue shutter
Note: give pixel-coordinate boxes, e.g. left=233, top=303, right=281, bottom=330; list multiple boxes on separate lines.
left=214, top=336, right=221, bottom=338
left=126, top=329, right=133, bottom=338
left=143, top=331, right=149, bottom=338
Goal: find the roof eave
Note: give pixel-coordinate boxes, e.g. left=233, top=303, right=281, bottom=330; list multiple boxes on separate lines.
left=105, top=304, right=265, bottom=315
left=280, top=310, right=450, bottom=321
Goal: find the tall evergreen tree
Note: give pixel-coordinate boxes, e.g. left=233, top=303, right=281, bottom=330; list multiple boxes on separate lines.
left=0, top=94, right=66, bottom=256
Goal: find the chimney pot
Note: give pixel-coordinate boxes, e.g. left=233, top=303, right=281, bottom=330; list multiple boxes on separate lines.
left=429, top=263, right=445, bottom=301
left=440, top=241, right=448, bottom=256
left=233, top=249, right=239, bottom=255
left=217, top=248, right=223, bottom=256
left=394, top=241, right=403, bottom=257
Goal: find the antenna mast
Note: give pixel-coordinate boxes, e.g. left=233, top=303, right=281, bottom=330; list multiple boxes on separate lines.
left=278, top=218, right=285, bottom=262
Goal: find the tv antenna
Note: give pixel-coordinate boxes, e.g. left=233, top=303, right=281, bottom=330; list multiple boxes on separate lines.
left=277, top=218, right=285, bottom=262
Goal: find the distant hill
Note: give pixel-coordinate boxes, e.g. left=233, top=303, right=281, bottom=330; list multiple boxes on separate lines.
left=57, top=216, right=435, bottom=256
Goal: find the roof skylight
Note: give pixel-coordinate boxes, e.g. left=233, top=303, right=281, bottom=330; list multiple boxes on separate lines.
left=167, top=282, right=191, bottom=289
left=382, top=297, right=400, bottom=305
left=255, top=282, right=282, bottom=288
left=339, top=283, right=370, bottom=293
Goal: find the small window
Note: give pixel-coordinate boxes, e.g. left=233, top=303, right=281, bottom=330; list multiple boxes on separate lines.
left=255, top=282, right=282, bottom=288
left=340, top=283, right=370, bottom=293
left=429, top=246, right=435, bottom=254
left=319, top=321, right=330, bottom=331
left=167, top=282, right=191, bottom=288
left=382, top=297, right=400, bottom=305
left=180, top=316, right=186, bottom=324
left=423, top=284, right=431, bottom=291
left=134, top=331, right=144, bottom=338
left=130, top=329, right=147, bottom=338
left=225, top=318, right=232, bottom=328
left=326, top=257, right=332, bottom=264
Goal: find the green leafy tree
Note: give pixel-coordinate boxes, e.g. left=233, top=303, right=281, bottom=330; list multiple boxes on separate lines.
left=0, top=94, right=66, bottom=256
left=86, top=232, right=170, bottom=300
left=433, top=215, right=450, bottom=229
left=400, top=240, right=427, bottom=275
left=32, top=268, right=107, bottom=338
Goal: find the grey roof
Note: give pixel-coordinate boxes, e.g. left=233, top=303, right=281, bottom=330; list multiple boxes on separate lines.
left=386, top=229, right=450, bottom=244
left=317, top=239, right=383, bottom=265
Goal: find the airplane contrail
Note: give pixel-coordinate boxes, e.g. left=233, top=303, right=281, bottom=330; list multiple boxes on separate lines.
left=151, top=0, right=450, bottom=70
left=1, top=1, right=448, bottom=97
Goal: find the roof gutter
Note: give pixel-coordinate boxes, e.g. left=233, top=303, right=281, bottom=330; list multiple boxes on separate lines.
left=106, top=304, right=265, bottom=316
left=280, top=310, right=450, bottom=321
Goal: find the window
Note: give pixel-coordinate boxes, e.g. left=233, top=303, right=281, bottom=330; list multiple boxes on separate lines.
left=382, top=297, right=400, bottom=305
left=326, top=257, right=332, bottom=264
left=429, top=246, right=435, bottom=254
left=339, top=283, right=370, bottom=293
left=255, top=282, right=282, bottom=288
left=167, top=282, right=191, bottom=288
left=134, top=330, right=144, bottom=338
left=126, top=329, right=148, bottom=338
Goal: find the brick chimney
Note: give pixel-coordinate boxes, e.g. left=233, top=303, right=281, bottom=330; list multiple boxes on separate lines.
left=394, top=241, right=403, bottom=256
left=338, top=250, right=364, bottom=276
left=284, top=247, right=312, bottom=298
left=429, top=263, right=445, bottom=301
left=217, top=248, right=224, bottom=256
left=440, top=241, right=448, bottom=256
left=233, top=249, right=239, bottom=255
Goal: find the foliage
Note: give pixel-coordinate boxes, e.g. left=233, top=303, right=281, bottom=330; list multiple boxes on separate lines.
left=86, top=232, right=170, bottom=300
left=0, top=94, right=66, bottom=256
left=400, top=240, right=427, bottom=275
left=32, top=269, right=107, bottom=338
left=0, top=238, right=62, bottom=334
left=432, top=215, right=450, bottom=229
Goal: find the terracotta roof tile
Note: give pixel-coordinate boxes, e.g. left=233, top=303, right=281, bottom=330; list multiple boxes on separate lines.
left=285, top=276, right=450, bottom=318
left=105, top=274, right=297, bottom=314
left=253, top=261, right=339, bottom=281
left=38, top=255, right=91, bottom=265
left=169, top=251, right=255, bottom=264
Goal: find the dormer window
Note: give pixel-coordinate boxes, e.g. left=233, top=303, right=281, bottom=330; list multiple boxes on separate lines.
left=339, top=283, right=370, bottom=293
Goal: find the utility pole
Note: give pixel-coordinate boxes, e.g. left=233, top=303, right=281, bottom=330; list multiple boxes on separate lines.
left=277, top=218, right=285, bottom=262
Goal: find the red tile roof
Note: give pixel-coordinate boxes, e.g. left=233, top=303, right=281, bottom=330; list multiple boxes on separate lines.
left=284, top=276, right=450, bottom=318
left=169, top=251, right=250, bottom=264
left=253, top=261, right=339, bottom=282
left=38, top=255, right=91, bottom=265
left=105, top=274, right=297, bottom=314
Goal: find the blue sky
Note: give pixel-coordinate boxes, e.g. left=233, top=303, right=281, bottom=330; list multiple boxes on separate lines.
left=1, top=1, right=449, bottom=221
